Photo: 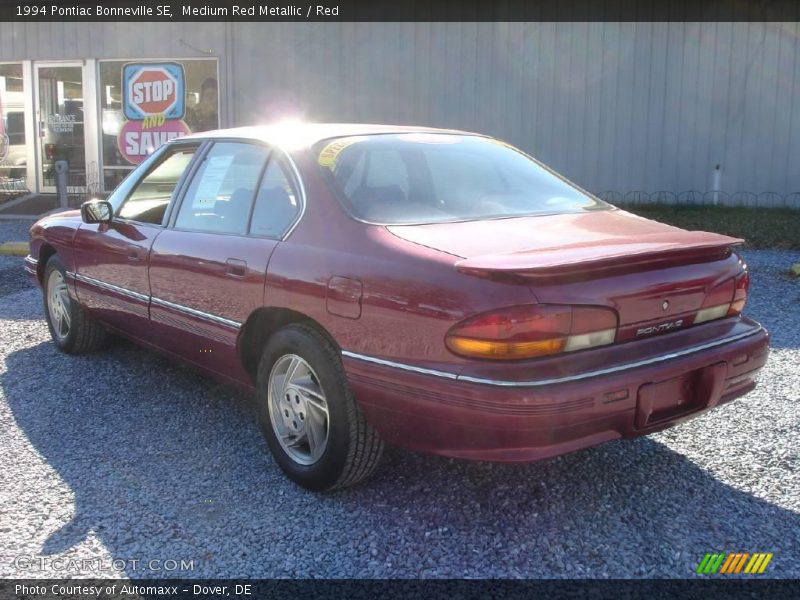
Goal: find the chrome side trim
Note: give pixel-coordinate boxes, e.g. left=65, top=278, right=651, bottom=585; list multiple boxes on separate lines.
left=73, top=272, right=149, bottom=303
left=150, top=296, right=242, bottom=329
left=23, top=264, right=36, bottom=275
left=341, top=350, right=459, bottom=380
left=24, top=255, right=38, bottom=266
left=342, top=326, right=764, bottom=388
left=72, top=272, right=241, bottom=329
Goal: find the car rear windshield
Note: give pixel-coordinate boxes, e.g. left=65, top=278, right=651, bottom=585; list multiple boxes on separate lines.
left=314, top=133, right=609, bottom=225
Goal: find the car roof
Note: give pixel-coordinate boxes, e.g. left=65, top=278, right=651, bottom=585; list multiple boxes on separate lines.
left=181, top=122, right=479, bottom=150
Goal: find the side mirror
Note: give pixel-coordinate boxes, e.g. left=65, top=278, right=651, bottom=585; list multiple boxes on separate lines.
left=80, top=199, right=113, bottom=224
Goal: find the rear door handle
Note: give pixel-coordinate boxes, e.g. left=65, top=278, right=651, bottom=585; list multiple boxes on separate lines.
left=225, top=258, right=247, bottom=277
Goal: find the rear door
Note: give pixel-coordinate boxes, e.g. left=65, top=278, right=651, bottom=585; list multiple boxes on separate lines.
left=72, top=142, right=200, bottom=340
left=147, top=140, right=303, bottom=382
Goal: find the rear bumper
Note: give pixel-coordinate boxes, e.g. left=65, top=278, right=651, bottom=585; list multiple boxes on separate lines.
left=343, top=317, right=769, bottom=462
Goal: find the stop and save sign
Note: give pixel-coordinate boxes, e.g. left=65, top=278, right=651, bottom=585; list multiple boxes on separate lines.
left=123, top=62, right=185, bottom=120
left=119, top=62, right=189, bottom=164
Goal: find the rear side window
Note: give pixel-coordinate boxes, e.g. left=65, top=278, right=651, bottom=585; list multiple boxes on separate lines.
left=118, top=146, right=196, bottom=225
left=175, top=142, right=269, bottom=235
left=315, top=133, right=608, bottom=225
left=249, top=159, right=301, bottom=238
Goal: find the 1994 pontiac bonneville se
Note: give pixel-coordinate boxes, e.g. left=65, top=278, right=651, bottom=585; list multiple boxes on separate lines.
left=25, top=123, right=769, bottom=491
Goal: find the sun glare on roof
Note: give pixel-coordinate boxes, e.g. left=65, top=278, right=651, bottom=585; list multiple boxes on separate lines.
left=257, top=118, right=312, bottom=151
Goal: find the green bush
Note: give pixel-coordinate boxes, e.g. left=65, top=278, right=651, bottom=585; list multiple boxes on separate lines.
left=615, top=204, right=800, bottom=250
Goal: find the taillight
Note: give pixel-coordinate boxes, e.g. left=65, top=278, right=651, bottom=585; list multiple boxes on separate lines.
left=445, top=304, right=618, bottom=360
left=729, top=271, right=749, bottom=315
left=695, top=269, right=749, bottom=324
left=695, top=278, right=734, bottom=323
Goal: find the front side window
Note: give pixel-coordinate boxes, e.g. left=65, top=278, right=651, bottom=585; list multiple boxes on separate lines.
left=117, top=146, right=196, bottom=224
left=315, top=133, right=608, bottom=225
left=175, top=142, right=268, bottom=235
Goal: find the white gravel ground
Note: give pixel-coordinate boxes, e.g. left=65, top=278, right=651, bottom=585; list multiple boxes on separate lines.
left=0, top=229, right=797, bottom=579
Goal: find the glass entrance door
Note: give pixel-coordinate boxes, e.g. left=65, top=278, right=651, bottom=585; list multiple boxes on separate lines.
left=35, top=63, right=87, bottom=192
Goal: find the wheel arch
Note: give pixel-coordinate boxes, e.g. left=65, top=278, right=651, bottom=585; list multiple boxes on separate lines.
left=37, top=243, right=58, bottom=284
left=237, top=306, right=339, bottom=383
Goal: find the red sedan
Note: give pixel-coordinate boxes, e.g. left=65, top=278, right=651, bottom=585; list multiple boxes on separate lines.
left=25, top=123, right=769, bottom=491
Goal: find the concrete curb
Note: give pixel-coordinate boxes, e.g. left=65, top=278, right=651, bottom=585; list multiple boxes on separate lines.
left=0, top=206, right=72, bottom=220
left=0, top=193, right=38, bottom=213
left=0, top=242, right=29, bottom=256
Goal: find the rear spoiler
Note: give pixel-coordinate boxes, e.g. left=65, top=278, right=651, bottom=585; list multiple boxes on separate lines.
left=455, top=231, right=744, bottom=282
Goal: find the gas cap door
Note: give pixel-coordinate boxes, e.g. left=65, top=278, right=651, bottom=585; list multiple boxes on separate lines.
left=326, top=276, right=363, bottom=319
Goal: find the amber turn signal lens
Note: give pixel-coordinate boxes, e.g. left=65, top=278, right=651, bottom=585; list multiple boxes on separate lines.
left=728, top=298, right=746, bottom=316
left=446, top=336, right=566, bottom=360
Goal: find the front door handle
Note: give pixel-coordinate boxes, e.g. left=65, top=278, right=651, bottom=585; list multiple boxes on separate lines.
left=127, top=248, right=143, bottom=261
left=225, top=258, right=247, bottom=277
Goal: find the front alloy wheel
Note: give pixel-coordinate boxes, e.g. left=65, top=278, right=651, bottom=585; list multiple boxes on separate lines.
left=42, top=256, right=107, bottom=353
left=46, top=269, right=72, bottom=341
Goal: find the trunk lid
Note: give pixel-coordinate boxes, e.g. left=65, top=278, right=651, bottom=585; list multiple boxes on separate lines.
left=386, top=209, right=740, bottom=268
left=387, top=209, right=745, bottom=342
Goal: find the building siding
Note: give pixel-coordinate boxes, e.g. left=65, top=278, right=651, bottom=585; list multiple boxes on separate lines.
left=1, top=21, right=798, bottom=201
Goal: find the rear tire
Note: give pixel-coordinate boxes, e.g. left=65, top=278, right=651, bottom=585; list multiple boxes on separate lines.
left=43, top=256, right=107, bottom=354
left=255, top=323, right=384, bottom=491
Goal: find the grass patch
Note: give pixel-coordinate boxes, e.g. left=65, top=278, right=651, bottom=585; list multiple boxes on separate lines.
left=617, top=203, right=800, bottom=250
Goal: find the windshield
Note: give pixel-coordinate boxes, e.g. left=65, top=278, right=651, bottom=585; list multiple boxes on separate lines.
left=314, top=133, right=609, bottom=225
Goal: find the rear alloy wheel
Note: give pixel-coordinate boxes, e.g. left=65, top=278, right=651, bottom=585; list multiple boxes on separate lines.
left=256, top=324, right=384, bottom=491
left=268, top=354, right=330, bottom=465
left=43, top=256, right=107, bottom=354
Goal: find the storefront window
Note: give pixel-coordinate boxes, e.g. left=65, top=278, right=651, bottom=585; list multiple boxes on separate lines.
left=99, top=58, right=218, bottom=191
left=36, top=64, right=86, bottom=190
left=0, top=63, right=27, bottom=193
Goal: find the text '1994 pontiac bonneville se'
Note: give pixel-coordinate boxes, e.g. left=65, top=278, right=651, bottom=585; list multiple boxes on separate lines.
left=25, top=123, right=769, bottom=491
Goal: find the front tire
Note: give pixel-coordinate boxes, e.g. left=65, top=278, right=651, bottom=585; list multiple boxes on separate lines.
left=43, top=256, right=107, bottom=354
left=256, top=323, right=384, bottom=491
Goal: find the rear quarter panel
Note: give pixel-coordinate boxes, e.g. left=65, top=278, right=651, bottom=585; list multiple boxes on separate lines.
left=266, top=151, right=537, bottom=371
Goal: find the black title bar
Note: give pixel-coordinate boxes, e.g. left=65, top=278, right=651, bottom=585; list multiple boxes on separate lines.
left=1, top=0, right=800, bottom=22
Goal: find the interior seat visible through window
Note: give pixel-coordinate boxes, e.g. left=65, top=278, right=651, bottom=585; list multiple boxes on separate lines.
left=174, top=142, right=269, bottom=235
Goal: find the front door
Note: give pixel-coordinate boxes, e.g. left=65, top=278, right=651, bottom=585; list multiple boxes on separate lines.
left=72, top=143, right=199, bottom=339
left=34, top=62, right=89, bottom=193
